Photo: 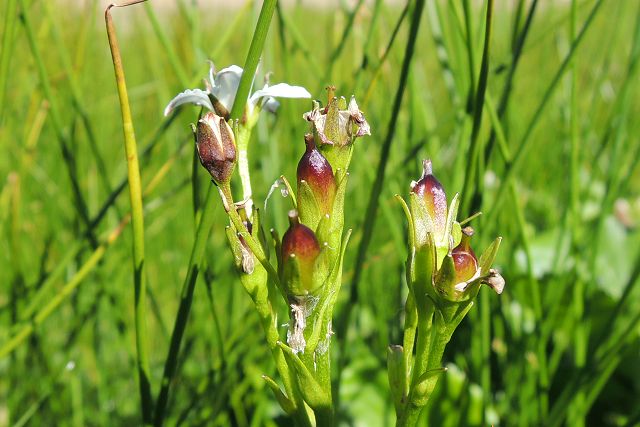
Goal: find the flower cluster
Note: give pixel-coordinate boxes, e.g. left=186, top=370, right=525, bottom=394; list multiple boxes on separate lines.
left=391, top=159, right=504, bottom=423
left=405, top=159, right=504, bottom=303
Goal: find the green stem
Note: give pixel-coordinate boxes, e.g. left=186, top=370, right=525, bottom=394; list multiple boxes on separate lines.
left=236, top=126, right=254, bottom=216
left=0, top=0, right=18, bottom=119
left=105, top=2, right=153, bottom=424
left=229, top=0, right=277, bottom=120
left=460, top=0, right=494, bottom=215
left=153, top=186, right=217, bottom=426
left=398, top=300, right=434, bottom=427
left=225, top=0, right=277, bottom=221
left=402, top=292, right=418, bottom=391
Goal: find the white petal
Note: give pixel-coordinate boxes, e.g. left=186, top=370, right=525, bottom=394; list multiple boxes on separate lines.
left=211, top=65, right=243, bottom=111
left=249, top=83, right=312, bottom=106
left=163, top=89, right=214, bottom=116
left=263, top=97, right=280, bottom=113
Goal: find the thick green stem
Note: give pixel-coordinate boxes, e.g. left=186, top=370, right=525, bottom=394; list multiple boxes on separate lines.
left=105, top=2, right=153, bottom=423
left=236, top=126, right=254, bottom=216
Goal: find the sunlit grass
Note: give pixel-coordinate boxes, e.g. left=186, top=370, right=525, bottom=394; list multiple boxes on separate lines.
left=1, top=0, right=639, bottom=426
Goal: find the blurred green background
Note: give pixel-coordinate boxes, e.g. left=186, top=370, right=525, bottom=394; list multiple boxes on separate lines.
left=1, top=0, right=639, bottom=425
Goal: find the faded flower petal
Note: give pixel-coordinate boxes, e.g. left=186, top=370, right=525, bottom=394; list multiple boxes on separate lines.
left=304, top=95, right=370, bottom=147
left=250, top=83, right=312, bottom=107
left=163, top=89, right=214, bottom=116
left=348, top=97, right=370, bottom=137
left=164, top=62, right=310, bottom=119
left=210, top=65, right=244, bottom=112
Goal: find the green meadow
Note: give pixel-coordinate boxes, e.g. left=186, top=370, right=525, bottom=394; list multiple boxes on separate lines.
left=1, top=0, right=639, bottom=425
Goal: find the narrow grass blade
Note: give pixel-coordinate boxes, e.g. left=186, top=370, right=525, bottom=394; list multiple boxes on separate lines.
left=105, top=1, right=153, bottom=423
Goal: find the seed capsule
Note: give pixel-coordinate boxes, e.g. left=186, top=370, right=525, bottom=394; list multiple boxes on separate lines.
left=297, top=134, right=336, bottom=215
left=282, top=211, right=321, bottom=263
left=411, top=159, right=447, bottom=236
left=280, top=210, right=321, bottom=295
left=452, top=227, right=479, bottom=284
left=196, top=111, right=236, bottom=184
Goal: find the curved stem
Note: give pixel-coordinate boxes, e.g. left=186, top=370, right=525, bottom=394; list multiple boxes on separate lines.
left=105, top=2, right=153, bottom=423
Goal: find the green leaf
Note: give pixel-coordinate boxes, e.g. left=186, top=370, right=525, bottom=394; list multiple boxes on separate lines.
left=262, top=375, right=295, bottom=414
left=277, top=341, right=331, bottom=409
left=478, top=236, right=502, bottom=276
left=387, top=345, right=406, bottom=413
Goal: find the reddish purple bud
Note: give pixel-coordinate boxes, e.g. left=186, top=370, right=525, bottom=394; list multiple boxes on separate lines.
left=281, top=211, right=321, bottom=267
left=411, top=159, right=447, bottom=234
left=452, top=227, right=479, bottom=283
left=196, top=112, right=236, bottom=184
left=297, top=134, right=336, bottom=214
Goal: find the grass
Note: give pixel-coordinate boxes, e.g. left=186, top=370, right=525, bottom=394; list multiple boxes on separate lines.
left=1, top=0, right=639, bottom=426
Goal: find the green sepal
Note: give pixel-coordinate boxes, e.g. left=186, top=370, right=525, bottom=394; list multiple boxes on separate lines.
left=313, top=169, right=348, bottom=254
left=309, top=244, right=333, bottom=296
left=415, top=367, right=447, bottom=391
left=478, top=236, right=502, bottom=276
left=387, top=345, right=407, bottom=414
left=435, top=193, right=459, bottom=267
left=409, top=192, right=435, bottom=250
left=321, top=144, right=353, bottom=173
left=305, top=229, right=351, bottom=354
left=448, top=298, right=476, bottom=329
left=443, top=193, right=460, bottom=247
left=324, top=96, right=342, bottom=145
left=411, top=366, right=448, bottom=406
left=325, top=228, right=351, bottom=307
left=395, top=195, right=415, bottom=250
left=412, top=232, right=437, bottom=308
left=450, top=221, right=462, bottom=249
left=297, top=179, right=321, bottom=231
left=326, top=169, right=349, bottom=248
left=271, top=228, right=282, bottom=265
left=281, top=250, right=313, bottom=296
left=277, top=341, right=331, bottom=409
left=279, top=175, right=297, bottom=209
left=434, top=254, right=459, bottom=302
left=252, top=208, right=270, bottom=261
left=226, top=226, right=269, bottom=304
left=316, top=96, right=354, bottom=171
left=262, top=375, right=295, bottom=415
left=225, top=226, right=245, bottom=272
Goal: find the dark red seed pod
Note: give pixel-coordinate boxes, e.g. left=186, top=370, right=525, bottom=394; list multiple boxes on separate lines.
left=411, top=159, right=447, bottom=233
left=196, top=112, right=236, bottom=184
left=452, top=227, right=479, bottom=283
left=297, top=134, right=336, bottom=214
left=281, top=210, right=321, bottom=263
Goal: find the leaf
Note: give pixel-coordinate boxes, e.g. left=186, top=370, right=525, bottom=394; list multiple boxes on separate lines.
left=262, top=375, right=295, bottom=414
left=277, top=341, right=330, bottom=409
left=479, top=237, right=502, bottom=276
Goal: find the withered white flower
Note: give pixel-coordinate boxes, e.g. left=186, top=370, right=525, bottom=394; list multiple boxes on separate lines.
left=164, top=63, right=311, bottom=117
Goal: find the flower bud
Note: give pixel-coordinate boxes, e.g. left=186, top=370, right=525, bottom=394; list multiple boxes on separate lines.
left=297, top=134, right=336, bottom=216
left=280, top=210, right=321, bottom=296
left=196, top=111, right=236, bottom=184
left=411, top=159, right=447, bottom=237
